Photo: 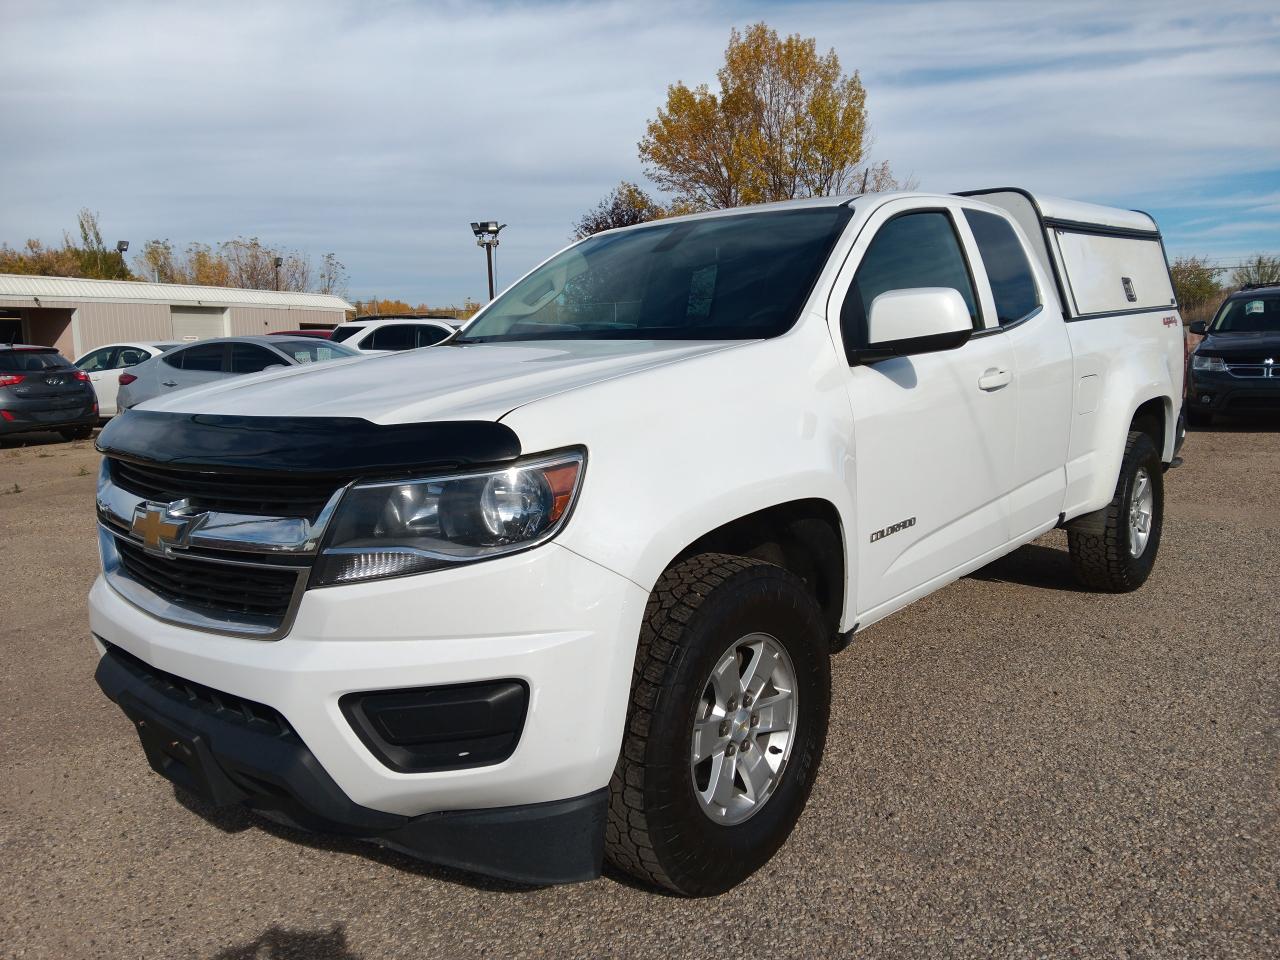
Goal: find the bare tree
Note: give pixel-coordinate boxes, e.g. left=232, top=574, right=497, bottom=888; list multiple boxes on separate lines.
left=317, top=252, right=348, bottom=297
left=1231, top=254, right=1280, bottom=289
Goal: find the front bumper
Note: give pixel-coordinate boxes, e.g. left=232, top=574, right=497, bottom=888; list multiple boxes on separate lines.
left=95, top=643, right=608, bottom=884
left=89, top=543, right=648, bottom=877
left=1187, top=370, right=1280, bottom=416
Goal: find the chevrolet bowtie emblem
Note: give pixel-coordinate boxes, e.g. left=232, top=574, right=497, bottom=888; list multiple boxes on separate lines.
left=131, top=504, right=186, bottom=554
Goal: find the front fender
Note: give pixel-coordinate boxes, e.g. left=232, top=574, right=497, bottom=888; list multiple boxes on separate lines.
left=499, top=325, right=857, bottom=597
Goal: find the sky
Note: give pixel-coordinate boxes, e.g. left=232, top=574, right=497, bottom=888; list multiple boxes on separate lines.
left=1, top=0, right=1278, bottom=305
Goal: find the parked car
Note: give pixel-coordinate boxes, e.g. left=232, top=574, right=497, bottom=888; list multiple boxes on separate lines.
left=1, top=344, right=98, bottom=441
left=329, top=315, right=460, bottom=352
left=116, top=335, right=361, bottom=410
left=90, top=189, right=1184, bottom=896
left=268, top=329, right=334, bottom=339
left=1186, top=283, right=1280, bottom=426
left=75, top=342, right=180, bottom=418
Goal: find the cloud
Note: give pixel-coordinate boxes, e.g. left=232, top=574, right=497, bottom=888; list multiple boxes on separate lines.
left=1, top=0, right=1277, bottom=302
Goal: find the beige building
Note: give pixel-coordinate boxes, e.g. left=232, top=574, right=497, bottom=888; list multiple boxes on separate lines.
left=0, top=274, right=352, bottom=359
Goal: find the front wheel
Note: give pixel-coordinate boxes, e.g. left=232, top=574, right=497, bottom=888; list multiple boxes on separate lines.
left=1068, top=431, right=1164, bottom=592
left=605, top=554, right=830, bottom=896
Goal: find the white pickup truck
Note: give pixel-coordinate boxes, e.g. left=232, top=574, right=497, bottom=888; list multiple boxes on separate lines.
left=90, top=188, right=1185, bottom=896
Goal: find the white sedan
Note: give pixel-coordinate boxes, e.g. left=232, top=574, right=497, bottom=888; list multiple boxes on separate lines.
left=74, top=341, right=180, bottom=417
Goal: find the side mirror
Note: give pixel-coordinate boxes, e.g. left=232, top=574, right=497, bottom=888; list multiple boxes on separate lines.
left=851, top=287, right=973, bottom=364
left=1188, top=321, right=1207, bottom=336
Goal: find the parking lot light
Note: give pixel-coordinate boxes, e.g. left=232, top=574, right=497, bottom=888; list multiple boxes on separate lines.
left=470, top=221, right=506, bottom=301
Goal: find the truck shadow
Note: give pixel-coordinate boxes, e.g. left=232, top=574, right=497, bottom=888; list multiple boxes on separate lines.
left=967, top=541, right=1088, bottom=594
left=172, top=787, right=545, bottom=895
left=213, top=923, right=359, bottom=960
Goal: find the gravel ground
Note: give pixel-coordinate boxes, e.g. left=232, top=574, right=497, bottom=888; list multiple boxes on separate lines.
left=1, top=424, right=1277, bottom=959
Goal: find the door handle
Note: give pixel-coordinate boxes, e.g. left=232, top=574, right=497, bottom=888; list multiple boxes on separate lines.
left=161, top=380, right=178, bottom=387
left=978, top=367, right=1012, bottom=391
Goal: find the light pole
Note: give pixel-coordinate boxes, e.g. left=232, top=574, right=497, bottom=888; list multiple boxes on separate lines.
left=470, top=221, right=506, bottom=300
left=273, top=256, right=283, bottom=291
left=115, top=240, right=129, bottom=279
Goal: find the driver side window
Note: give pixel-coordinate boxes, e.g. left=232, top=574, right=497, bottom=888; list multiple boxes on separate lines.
left=841, top=211, right=979, bottom=353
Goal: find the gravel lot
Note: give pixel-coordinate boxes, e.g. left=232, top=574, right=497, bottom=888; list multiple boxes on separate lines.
left=1, top=424, right=1277, bottom=959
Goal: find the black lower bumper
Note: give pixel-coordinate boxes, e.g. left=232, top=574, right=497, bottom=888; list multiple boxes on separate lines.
left=94, top=645, right=606, bottom=885
left=1187, top=376, right=1280, bottom=416
left=0, top=408, right=97, bottom=435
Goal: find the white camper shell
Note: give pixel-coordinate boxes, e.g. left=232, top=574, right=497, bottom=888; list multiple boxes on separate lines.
left=959, top=188, right=1176, bottom=320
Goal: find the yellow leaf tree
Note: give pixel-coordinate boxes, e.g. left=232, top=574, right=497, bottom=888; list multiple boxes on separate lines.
left=640, top=23, right=887, bottom=210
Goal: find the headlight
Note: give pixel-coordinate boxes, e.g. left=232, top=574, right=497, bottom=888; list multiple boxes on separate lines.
left=1192, top=354, right=1227, bottom=372
left=314, top=450, right=584, bottom=585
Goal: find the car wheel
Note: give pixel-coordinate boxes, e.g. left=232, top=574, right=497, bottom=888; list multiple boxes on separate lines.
left=605, top=553, right=830, bottom=896
left=1068, top=431, right=1164, bottom=592
left=59, top=426, right=94, bottom=441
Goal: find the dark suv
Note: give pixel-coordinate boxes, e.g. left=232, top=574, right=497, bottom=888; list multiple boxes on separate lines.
left=0, top=345, right=99, bottom=441
left=1187, top=284, right=1280, bottom=426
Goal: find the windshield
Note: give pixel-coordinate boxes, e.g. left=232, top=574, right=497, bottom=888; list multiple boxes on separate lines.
left=268, top=340, right=359, bottom=364
left=1211, top=294, right=1280, bottom=334
left=458, top=207, right=852, bottom=343
left=0, top=350, right=70, bottom=372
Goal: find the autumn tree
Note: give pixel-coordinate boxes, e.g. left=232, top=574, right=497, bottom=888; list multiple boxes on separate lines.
left=0, top=209, right=133, bottom=279
left=1168, top=256, right=1223, bottom=323
left=1231, top=254, right=1280, bottom=289
left=572, top=181, right=669, bottom=239
left=638, top=24, right=910, bottom=211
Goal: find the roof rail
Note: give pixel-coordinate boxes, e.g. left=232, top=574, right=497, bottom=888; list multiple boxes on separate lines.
left=1238, top=281, right=1280, bottom=291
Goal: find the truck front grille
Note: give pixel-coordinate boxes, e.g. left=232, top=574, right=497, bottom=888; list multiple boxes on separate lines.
left=110, top=458, right=343, bottom=520
left=1224, top=356, right=1280, bottom=379
left=114, top=536, right=301, bottom=621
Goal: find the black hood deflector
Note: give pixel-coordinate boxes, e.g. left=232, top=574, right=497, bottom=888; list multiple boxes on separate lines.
left=97, top=411, right=521, bottom=477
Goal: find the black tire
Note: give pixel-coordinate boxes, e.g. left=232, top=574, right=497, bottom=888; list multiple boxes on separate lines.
left=1185, top=406, right=1212, bottom=428
left=59, top=426, right=93, bottom=441
left=1068, top=431, right=1164, bottom=592
left=605, top=553, right=830, bottom=896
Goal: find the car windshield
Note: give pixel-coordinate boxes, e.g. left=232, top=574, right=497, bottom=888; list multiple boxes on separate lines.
left=268, top=339, right=359, bottom=364
left=0, top=350, right=70, bottom=372
left=457, top=207, right=852, bottom=343
left=329, top=325, right=362, bottom=342
left=1211, top=294, right=1280, bottom=333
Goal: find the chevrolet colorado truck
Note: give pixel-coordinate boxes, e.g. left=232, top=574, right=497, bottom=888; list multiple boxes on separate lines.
left=90, top=188, right=1185, bottom=896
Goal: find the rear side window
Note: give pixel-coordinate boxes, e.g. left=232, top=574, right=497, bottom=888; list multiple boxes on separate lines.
left=368, top=325, right=418, bottom=350
left=842, top=211, right=979, bottom=349
left=174, top=343, right=225, bottom=372
left=963, top=210, right=1041, bottom=325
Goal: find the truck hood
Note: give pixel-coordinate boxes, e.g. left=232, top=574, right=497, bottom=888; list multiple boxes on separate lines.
left=137, top=340, right=746, bottom=424
left=1197, top=330, right=1280, bottom=358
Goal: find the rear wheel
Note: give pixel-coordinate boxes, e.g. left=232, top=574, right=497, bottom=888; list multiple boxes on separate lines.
left=605, top=553, right=830, bottom=896
left=1068, top=431, right=1164, bottom=592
